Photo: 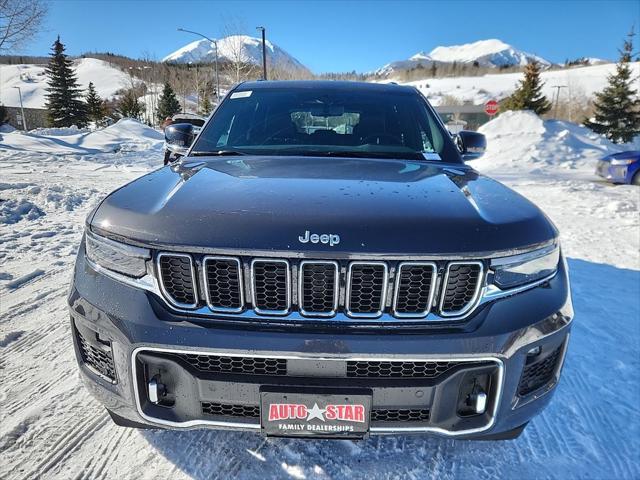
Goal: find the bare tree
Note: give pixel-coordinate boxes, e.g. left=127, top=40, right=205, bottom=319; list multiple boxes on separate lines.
left=0, top=0, right=48, bottom=52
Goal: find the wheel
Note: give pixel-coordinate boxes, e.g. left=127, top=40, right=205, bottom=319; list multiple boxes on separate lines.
left=632, top=171, right=640, bottom=186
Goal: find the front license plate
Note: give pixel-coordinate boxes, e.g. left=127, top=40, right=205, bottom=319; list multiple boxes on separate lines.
left=261, top=389, right=371, bottom=438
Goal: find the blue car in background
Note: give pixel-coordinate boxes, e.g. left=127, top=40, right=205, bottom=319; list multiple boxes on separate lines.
left=596, top=150, right=640, bottom=185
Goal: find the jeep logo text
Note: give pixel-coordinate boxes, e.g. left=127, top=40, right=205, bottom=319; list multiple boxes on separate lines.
left=298, top=230, right=340, bottom=247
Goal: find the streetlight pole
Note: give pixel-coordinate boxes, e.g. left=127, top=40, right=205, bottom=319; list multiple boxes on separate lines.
left=552, top=85, right=567, bottom=119
left=177, top=28, right=220, bottom=104
left=12, top=86, right=27, bottom=130
left=256, top=26, right=267, bottom=80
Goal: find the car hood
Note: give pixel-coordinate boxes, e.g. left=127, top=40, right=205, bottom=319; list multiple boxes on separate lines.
left=91, top=156, right=557, bottom=255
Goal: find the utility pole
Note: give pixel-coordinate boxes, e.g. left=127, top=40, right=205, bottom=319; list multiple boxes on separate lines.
left=178, top=28, right=220, bottom=104
left=552, top=85, right=567, bottom=119
left=12, top=86, right=27, bottom=130
left=256, top=26, right=267, bottom=80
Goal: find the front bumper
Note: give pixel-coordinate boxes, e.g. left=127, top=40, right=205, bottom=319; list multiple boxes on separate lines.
left=69, top=245, right=573, bottom=438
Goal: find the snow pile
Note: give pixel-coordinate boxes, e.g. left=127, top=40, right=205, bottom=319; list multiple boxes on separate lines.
left=0, top=58, right=134, bottom=109
left=163, top=35, right=309, bottom=73
left=470, top=110, right=631, bottom=174
left=0, top=118, right=163, bottom=155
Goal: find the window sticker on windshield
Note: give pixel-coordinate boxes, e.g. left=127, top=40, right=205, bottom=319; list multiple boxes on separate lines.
left=422, top=152, right=441, bottom=161
left=230, top=91, right=252, bottom=99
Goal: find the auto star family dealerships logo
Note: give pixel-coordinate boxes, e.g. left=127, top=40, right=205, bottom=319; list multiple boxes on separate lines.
left=268, top=402, right=365, bottom=423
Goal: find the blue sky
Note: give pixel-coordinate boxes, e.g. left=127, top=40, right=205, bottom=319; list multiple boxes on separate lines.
left=22, top=0, right=640, bottom=72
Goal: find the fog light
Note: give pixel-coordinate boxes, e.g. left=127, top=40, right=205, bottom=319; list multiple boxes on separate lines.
left=527, top=346, right=542, bottom=356
left=472, top=390, right=487, bottom=414
left=148, top=375, right=167, bottom=404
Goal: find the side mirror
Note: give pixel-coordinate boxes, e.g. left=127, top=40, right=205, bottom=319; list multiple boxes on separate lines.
left=164, top=123, right=196, bottom=157
left=455, top=130, right=486, bottom=161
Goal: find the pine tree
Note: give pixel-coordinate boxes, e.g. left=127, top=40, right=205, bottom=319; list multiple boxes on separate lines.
left=116, top=88, right=144, bottom=120
left=502, top=61, right=551, bottom=115
left=156, top=82, right=182, bottom=122
left=85, top=82, right=105, bottom=123
left=44, top=36, right=88, bottom=127
left=584, top=29, right=640, bottom=143
left=200, top=94, right=213, bottom=116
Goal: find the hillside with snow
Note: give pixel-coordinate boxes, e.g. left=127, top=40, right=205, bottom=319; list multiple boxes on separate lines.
left=0, top=58, right=134, bottom=109
left=402, top=61, right=640, bottom=106
left=377, top=39, right=552, bottom=76
left=163, top=35, right=309, bottom=73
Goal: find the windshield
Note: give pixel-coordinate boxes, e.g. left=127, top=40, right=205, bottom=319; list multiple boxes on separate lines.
left=191, top=86, right=460, bottom=162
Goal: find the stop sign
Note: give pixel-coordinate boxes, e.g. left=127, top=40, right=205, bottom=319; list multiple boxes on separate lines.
left=485, top=100, right=499, bottom=116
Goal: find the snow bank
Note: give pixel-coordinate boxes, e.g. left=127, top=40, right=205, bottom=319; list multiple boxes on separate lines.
left=470, top=110, right=634, bottom=174
left=0, top=118, right=163, bottom=155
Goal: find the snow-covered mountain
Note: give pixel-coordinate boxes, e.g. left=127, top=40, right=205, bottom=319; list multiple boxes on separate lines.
left=377, top=39, right=550, bottom=76
left=163, top=35, right=310, bottom=73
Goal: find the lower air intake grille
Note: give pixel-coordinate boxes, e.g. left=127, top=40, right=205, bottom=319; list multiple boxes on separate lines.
left=177, top=354, right=287, bottom=376
left=75, top=327, right=116, bottom=382
left=440, top=263, right=482, bottom=315
left=518, top=344, right=563, bottom=396
left=202, top=402, right=260, bottom=418
left=347, top=360, right=462, bottom=378
left=371, top=408, right=430, bottom=423
left=252, top=260, right=290, bottom=314
left=158, top=254, right=197, bottom=307
left=203, top=257, right=243, bottom=312
left=347, top=262, right=387, bottom=317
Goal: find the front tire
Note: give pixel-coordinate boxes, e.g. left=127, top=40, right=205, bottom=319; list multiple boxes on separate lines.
left=632, top=171, right=640, bottom=186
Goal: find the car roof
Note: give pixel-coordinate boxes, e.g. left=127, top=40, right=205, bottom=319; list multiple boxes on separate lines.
left=235, top=80, right=417, bottom=94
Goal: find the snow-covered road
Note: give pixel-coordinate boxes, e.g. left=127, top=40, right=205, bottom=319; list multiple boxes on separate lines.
left=1, top=115, right=639, bottom=479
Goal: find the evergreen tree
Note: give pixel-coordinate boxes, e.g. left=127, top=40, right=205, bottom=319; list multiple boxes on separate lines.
left=44, top=36, right=88, bottom=127
left=502, top=61, right=551, bottom=115
left=116, top=88, right=145, bottom=120
left=156, top=82, right=181, bottom=122
left=584, top=29, right=640, bottom=143
left=200, top=94, right=213, bottom=116
left=85, top=82, right=105, bottom=122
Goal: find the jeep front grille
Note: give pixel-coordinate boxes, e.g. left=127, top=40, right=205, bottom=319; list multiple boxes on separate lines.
left=299, top=261, right=339, bottom=316
left=203, top=257, right=243, bottom=312
left=251, top=259, right=290, bottom=315
left=439, top=262, right=483, bottom=316
left=157, top=253, right=197, bottom=308
left=154, top=253, right=485, bottom=321
left=518, top=344, right=563, bottom=396
left=75, top=326, right=116, bottom=382
left=177, top=353, right=287, bottom=376
left=346, top=262, right=388, bottom=317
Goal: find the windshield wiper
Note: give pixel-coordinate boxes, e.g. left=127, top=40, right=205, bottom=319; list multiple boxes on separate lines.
left=190, top=149, right=247, bottom=157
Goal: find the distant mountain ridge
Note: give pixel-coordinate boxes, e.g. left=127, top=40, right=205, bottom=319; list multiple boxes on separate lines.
left=163, top=35, right=310, bottom=74
left=377, top=39, right=551, bottom=76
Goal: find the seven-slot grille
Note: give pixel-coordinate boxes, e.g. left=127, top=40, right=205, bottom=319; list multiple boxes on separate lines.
left=155, top=254, right=485, bottom=320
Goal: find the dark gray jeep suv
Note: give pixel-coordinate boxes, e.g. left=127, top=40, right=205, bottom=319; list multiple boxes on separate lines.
left=69, top=81, right=572, bottom=440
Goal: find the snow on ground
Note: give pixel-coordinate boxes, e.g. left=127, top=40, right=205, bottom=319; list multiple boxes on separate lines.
left=0, top=113, right=638, bottom=479
left=0, top=58, right=136, bottom=109
left=0, top=118, right=163, bottom=156
left=402, top=61, right=640, bottom=106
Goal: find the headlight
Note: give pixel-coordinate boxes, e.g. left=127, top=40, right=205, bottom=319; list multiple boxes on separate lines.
left=610, top=158, right=634, bottom=166
left=492, top=243, right=560, bottom=289
left=85, top=231, right=150, bottom=278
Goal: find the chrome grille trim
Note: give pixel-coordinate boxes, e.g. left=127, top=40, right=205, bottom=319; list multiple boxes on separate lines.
left=156, top=252, right=198, bottom=309
left=438, top=261, right=484, bottom=317
left=298, top=260, right=340, bottom=317
left=392, top=261, right=437, bottom=318
left=345, top=261, right=389, bottom=318
left=202, top=256, right=244, bottom=313
left=250, top=258, right=291, bottom=316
